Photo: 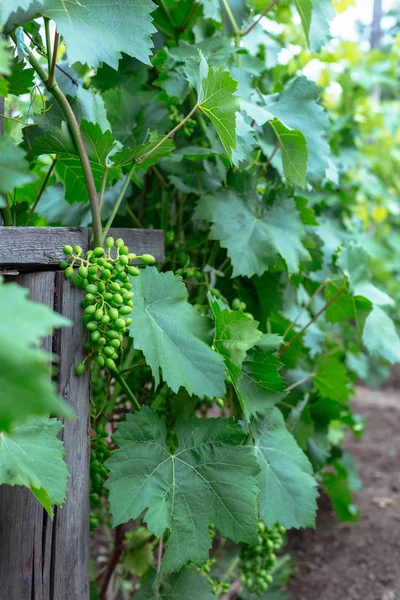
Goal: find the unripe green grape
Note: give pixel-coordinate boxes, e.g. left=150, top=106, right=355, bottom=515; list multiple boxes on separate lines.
left=80, top=278, right=89, bottom=289
left=101, top=269, right=112, bottom=279
left=64, top=266, right=74, bottom=279
left=88, top=265, right=97, bottom=275
left=110, top=339, right=120, bottom=349
left=115, top=238, right=124, bottom=249
left=119, top=255, right=129, bottom=265
left=98, top=281, right=106, bottom=293
left=86, top=321, right=99, bottom=331
left=140, top=253, right=155, bottom=265
left=120, top=245, right=129, bottom=255
left=72, top=275, right=82, bottom=287
left=232, top=298, right=241, bottom=310
left=124, top=317, right=133, bottom=326
left=106, top=330, right=119, bottom=340
left=114, top=318, right=125, bottom=330
left=104, top=346, right=114, bottom=357
left=104, top=292, right=113, bottom=301
left=85, top=305, right=97, bottom=315
left=97, top=337, right=106, bottom=346
left=94, top=308, right=104, bottom=321
left=118, top=271, right=129, bottom=281
left=86, top=250, right=93, bottom=260
left=93, top=247, right=104, bottom=256
left=215, top=397, right=225, bottom=408
left=113, top=293, right=123, bottom=304
left=119, top=305, right=132, bottom=315
left=115, top=263, right=125, bottom=273
left=63, top=245, right=73, bottom=255
left=127, top=265, right=140, bottom=276
left=105, top=358, right=117, bottom=370
left=123, top=283, right=132, bottom=290
left=123, top=291, right=134, bottom=301
left=127, top=253, right=136, bottom=261
left=97, top=258, right=106, bottom=266
left=126, top=300, right=134, bottom=308
left=75, top=362, right=85, bottom=376
left=59, top=260, right=68, bottom=269
left=106, top=236, right=114, bottom=249
left=110, top=282, right=120, bottom=292
left=85, top=293, right=94, bottom=302
left=78, top=265, right=88, bottom=278
left=91, top=330, right=101, bottom=342
left=85, top=284, right=97, bottom=294
left=88, top=273, right=99, bottom=283
left=108, top=308, right=119, bottom=321
left=265, top=574, right=273, bottom=584
left=74, top=245, right=83, bottom=255
left=101, top=314, right=110, bottom=324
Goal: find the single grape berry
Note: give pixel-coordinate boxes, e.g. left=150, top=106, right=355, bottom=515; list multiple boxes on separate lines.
left=106, top=237, right=115, bottom=249
left=64, top=266, right=74, bottom=279
left=59, top=260, right=68, bottom=269
left=63, top=245, right=73, bottom=255
left=74, top=245, right=83, bottom=255
left=75, top=362, right=85, bottom=376
left=140, top=254, right=155, bottom=265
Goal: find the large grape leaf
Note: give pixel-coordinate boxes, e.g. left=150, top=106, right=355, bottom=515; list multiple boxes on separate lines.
left=6, top=59, right=35, bottom=96
left=0, top=417, right=69, bottom=515
left=337, top=243, right=394, bottom=307
left=0, top=281, right=72, bottom=431
left=195, top=174, right=309, bottom=277
left=129, top=268, right=226, bottom=397
left=105, top=407, right=260, bottom=574
left=237, top=334, right=287, bottom=421
left=185, top=53, right=240, bottom=161
left=0, top=37, right=11, bottom=97
left=309, top=0, right=335, bottom=52
left=0, top=137, right=35, bottom=194
left=135, top=567, right=217, bottom=600
left=263, top=77, right=331, bottom=182
left=9, top=0, right=157, bottom=69
left=362, top=306, right=400, bottom=364
left=0, top=0, right=37, bottom=27
left=294, top=0, right=312, bottom=44
left=269, top=119, right=308, bottom=189
left=252, top=408, right=318, bottom=528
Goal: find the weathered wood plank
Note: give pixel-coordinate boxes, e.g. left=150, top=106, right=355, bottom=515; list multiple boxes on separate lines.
left=0, top=271, right=56, bottom=600
left=51, top=272, right=91, bottom=599
left=0, top=226, right=164, bottom=269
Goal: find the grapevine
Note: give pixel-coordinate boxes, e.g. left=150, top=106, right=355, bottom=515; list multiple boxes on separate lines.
left=59, top=237, right=155, bottom=374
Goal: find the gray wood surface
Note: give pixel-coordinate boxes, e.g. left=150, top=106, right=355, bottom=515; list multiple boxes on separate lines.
left=0, top=272, right=57, bottom=599
left=0, top=271, right=90, bottom=599
left=0, top=226, right=164, bottom=269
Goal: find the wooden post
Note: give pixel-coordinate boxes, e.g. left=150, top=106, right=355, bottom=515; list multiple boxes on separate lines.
left=0, top=227, right=164, bottom=599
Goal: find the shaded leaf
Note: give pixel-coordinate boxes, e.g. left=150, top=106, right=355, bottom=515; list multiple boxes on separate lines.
left=0, top=137, right=35, bottom=194
left=270, top=119, right=308, bottom=189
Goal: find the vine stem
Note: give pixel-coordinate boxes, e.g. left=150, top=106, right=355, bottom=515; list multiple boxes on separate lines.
left=264, top=141, right=280, bottom=170
left=279, top=288, right=345, bottom=356
left=12, top=32, right=103, bottom=247
left=283, top=279, right=328, bottom=339
left=43, top=18, right=52, bottom=73
left=112, top=370, right=141, bottom=412
left=102, top=162, right=136, bottom=241
left=99, top=524, right=125, bottom=600
left=220, top=0, right=240, bottom=34
left=25, top=156, right=58, bottom=225
left=285, top=372, right=315, bottom=392
left=47, top=31, right=59, bottom=88
left=241, top=0, right=280, bottom=36
left=157, top=535, right=164, bottom=572
left=137, top=104, right=198, bottom=164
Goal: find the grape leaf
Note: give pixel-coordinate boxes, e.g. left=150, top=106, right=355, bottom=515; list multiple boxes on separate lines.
left=195, top=174, right=309, bottom=277
left=136, top=567, right=217, bottom=599
left=111, top=131, right=174, bottom=171
left=263, top=77, right=330, bottom=182
left=309, top=0, right=335, bottom=52
left=55, top=155, right=119, bottom=204
left=237, top=334, right=287, bottom=421
left=0, top=0, right=37, bottom=27
left=252, top=407, right=318, bottom=528
left=362, top=306, right=400, bottom=364
left=129, top=268, right=226, bottom=397
left=105, top=407, right=260, bottom=573
left=187, top=53, right=240, bottom=161
left=231, top=113, right=257, bottom=168
left=314, top=356, right=352, bottom=403
left=0, top=137, right=35, bottom=194
left=209, top=295, right=263, bottom=388
left=0, top=417, right=69, bottom=516
left=14, top=0, right=157, bottom=69
left=269, top=119, right=308, bottom=189
left=294, top=0, right=312, bottom=44
left=337, top=243, right=393, bottom=307
left=7, top=59, right=35, bottom=96
left=322, top=460, right=360, bottom=522
left=0, top=37, right=11, bottom=97
left=0, top=281, right=72, bottom=431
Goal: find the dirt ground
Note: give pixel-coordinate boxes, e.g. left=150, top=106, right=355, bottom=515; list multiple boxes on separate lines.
left=286, top=386, right=400, bottom=600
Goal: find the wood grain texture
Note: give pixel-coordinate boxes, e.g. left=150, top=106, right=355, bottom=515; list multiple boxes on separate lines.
left=0, top=272, right=57, bottom=600
left=51, top=272, right=91, bottom=600
left=0, top=226, right=164, bottom=269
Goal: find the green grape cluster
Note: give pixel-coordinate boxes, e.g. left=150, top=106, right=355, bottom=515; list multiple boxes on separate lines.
left=195, top=525, right=230, bottom=596
left=239, top=521, right=286, bottom=596
left=60, top=237, right=155, bottom=374
left=89, top=422, right=111, bottom=531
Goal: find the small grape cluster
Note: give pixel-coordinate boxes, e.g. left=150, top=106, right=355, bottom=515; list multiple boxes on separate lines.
left=195, top=525, right=230, bottom=596
left=60, top=237, right=155, bottom=374
left=239, top=521, right=286, bottom=596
